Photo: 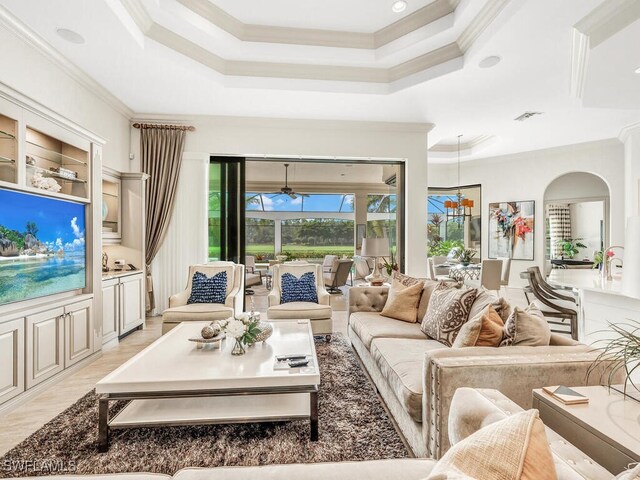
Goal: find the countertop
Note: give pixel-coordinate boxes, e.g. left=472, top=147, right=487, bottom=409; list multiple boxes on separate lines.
left=547, top=269, right=624, bottom=296
left=102, top=269, right=143, bottom=281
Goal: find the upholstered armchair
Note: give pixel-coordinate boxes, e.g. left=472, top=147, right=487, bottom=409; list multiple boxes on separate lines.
left=267, top=262, right=333, bottom=340
left=161, top=262, right=244, bottom=334
left=324, top=258, right=354, bottom=293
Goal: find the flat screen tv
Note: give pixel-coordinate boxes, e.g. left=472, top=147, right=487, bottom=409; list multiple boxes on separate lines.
left=0, top=188, right=86, bottom=305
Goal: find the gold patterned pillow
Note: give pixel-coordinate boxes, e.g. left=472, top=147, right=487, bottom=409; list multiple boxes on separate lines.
left=421, top=284, right=478, bottom=347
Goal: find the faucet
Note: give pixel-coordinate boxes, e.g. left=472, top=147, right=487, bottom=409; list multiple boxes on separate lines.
left=602, top=245, right=624, bottom=281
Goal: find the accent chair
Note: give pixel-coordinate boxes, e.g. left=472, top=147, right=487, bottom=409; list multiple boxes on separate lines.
left=161, top=262, right=244, bottom=334
left=324, top=258, right=354, bottom=294
left=267, top=262, right=333, bottom=341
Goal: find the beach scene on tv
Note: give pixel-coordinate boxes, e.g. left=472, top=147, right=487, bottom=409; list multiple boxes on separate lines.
left=0, top=188, right=86, bottom=305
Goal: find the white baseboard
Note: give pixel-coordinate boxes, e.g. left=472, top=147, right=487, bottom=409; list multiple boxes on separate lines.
left=0, top=351, right=103, bottom=417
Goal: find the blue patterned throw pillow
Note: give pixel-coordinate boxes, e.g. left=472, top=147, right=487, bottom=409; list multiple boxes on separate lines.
left=187, top=271, right=227, bottom=304
left=280, top=272, right=318, bottom=304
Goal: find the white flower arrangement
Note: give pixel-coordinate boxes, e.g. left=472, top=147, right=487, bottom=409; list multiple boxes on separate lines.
left=30, top=171, right=61, bottom=193
left=225, top=319, right=247, bottom=339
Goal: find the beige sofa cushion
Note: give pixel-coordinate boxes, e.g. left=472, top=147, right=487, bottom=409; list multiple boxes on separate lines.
left=421, top=285, right=478, bottom=347
left=453, top=305, right=504, bottom=348
left=381, top=279, right=424, bottom=323
left=162, top=304, right=234, bottom=323
left=173, top=459, right=436, bottom=480
left=391, top=272, right=439, bottom=321
left=350, top=312, right=427, bottom=348
left=370, top=337, right=447, bottom=423
left=428, top=409, right=557, bottom=480
left=268, top=302, right=332, bottom=320
left=501, top=304, right=551, bottom=347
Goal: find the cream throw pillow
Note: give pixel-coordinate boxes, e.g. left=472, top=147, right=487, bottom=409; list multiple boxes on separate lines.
left=427, top=409, right=557, bottom=480
left=391, top=272, right=439, bottom=321
left=380, top=278, right=424, bottom=323
left=500, top=304, right=551, bottom=347
left=469, top=288, right=512, bottom=323
left=452, top=305, right=504, bottom=348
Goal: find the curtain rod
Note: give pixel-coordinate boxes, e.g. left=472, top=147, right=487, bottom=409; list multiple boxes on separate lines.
left=132, top=122, right=195, bottom=131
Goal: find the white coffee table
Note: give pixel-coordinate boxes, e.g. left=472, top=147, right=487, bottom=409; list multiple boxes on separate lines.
left=95, top=319, right=320, bottom=452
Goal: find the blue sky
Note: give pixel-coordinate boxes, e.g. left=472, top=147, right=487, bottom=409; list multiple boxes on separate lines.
left=247, top=193, right=355, bottom=212
left=0, top=189, right=85, bottom=251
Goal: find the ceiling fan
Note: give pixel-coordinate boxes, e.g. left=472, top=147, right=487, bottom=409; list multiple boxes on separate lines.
left=269, top=163, right=309, bottom=199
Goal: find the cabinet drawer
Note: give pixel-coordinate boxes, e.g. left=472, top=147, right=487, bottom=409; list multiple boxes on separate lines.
left=0, top=318, right=25, bottom=405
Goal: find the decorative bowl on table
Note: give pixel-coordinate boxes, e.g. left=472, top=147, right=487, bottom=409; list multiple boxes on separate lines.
left=189, top=323, right=225, bottom=349
left=253, top=321, right=273, bottom=343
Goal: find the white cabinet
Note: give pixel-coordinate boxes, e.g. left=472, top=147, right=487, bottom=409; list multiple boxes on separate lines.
left=26, top=307, right=65, bottom=389
left=65, top=299, right=93, bottom=367
left=102, top=278, right=119, bottom=344
left=120, top=273, right=145, bottom=334
left=101, top=272, right=145, bottom=344
left=0, top=318, right=25, bottom=404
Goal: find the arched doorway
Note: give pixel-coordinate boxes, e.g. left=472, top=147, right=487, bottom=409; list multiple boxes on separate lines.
left=543, top=172, right=610, bottom=270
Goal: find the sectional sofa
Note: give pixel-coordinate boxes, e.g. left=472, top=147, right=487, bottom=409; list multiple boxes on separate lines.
left=347, top=285, right=614, bottom=459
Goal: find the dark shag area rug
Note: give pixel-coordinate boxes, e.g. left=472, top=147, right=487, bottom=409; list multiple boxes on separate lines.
left=0, top=334, right=408, bottom=476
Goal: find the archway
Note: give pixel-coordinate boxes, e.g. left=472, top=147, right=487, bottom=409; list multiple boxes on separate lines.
left=543, top=172, right=610, bottom=269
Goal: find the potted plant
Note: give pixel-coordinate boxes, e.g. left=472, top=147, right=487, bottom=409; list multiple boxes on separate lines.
left=588, top=319, right=640, bottom=401
left=382, top=250, right=399, bottom=276
left=556, top=238, right=587, bottom=259
left=455, top=248, right=476, bottom=266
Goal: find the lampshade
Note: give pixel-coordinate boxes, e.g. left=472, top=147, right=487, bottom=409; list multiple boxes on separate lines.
left=361, top=237, right=390, bottom=257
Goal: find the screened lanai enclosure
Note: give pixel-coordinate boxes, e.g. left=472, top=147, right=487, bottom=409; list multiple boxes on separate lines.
left=208, top=159, right=404, bottom=266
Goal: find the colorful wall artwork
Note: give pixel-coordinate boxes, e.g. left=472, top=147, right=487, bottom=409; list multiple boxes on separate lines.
left=488, top=201, right=535, bottom=260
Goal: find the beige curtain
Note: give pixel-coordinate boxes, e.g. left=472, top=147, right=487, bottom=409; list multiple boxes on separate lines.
left=140, top=126, right=187, bottom=309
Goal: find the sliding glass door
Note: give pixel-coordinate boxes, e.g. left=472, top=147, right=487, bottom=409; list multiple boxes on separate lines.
left=208, top=157, right=246, bottom=263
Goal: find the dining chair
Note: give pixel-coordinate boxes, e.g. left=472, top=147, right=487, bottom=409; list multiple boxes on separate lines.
left=522, top=266, right=578, bottom=340
left=479, top=259, right=503, bottom=294
left=428, top=257, right=457, bottom=282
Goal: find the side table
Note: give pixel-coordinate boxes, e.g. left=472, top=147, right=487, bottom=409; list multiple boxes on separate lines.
left=533, top=385, right=640, bottom=474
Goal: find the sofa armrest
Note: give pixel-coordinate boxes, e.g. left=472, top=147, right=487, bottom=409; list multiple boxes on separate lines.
left=168, top=289, right=190, bottom=308
left=422, top=345, right=619, bottom=459
left=448, top=388, right=613, bottom=480
left=225, top=286, right=243, bottom=318
left=348, top=286, right=389, bottom=317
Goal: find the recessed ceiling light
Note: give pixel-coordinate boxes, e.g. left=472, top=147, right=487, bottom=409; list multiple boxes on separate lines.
left=56, top=28, right=85, bottom=44
left=635, top=66, right=640, bottom=74
left=391, top=1, right=408, bottom=13
left=479, top=55, right=501, bottom=69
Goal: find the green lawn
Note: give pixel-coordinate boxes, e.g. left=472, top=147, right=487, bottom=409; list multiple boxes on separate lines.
left=208, top=244, right=354, bottom=260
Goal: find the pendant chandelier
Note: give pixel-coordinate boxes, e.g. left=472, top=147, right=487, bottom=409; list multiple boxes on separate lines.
left=444, top=135, right=474, bottom=222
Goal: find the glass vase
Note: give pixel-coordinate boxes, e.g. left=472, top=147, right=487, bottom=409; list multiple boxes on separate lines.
left=231, top=338, right=246, bottom=356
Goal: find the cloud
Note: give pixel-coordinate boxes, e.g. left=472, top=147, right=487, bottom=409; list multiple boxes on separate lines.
left=290, top=196, right=302, bottom=205
left=71, top=217, right=82, bottom=238
left=56, top=238, right=63, bottom=248
left=261, top=196, right=274, bottom=211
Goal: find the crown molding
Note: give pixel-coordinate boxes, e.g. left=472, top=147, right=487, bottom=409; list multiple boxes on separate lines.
left=118, top=0, right=511, bottom=87
left=0, top=81, right=107, bottom=144
left=428, top=135, right=496, bottom=160
left=0, top=5, right=134, bottom=119
left=571, top=0, right=640, bottom=101
left=176, top=0, right=458, bottom=50
left=618, top=121, right=640, bottom=143
left=457, top=0, right=511, bottom=52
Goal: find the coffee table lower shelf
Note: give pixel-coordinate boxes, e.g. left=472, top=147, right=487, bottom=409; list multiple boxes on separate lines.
left=98, top=386, right=318, bottom=452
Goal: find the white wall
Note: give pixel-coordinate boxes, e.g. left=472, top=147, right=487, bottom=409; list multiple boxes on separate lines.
left=0, top=24, right=131, bottom=171
left=429, top=139, right=625, bottom=285
left=622, top=124, right=640, bottom=220
left=132, top=115, right=432, bottom=278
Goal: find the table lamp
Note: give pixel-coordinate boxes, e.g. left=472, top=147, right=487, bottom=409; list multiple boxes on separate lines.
left=361, top=237, right=390, bottom=286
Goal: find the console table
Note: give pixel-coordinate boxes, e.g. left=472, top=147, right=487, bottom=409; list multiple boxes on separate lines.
left=533, top=385, right=640, bottom=474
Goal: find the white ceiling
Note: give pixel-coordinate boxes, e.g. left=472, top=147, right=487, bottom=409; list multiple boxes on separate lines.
left=211, top=0, right=436, bottom=32
left=0, top=0, right=639, bottom=162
